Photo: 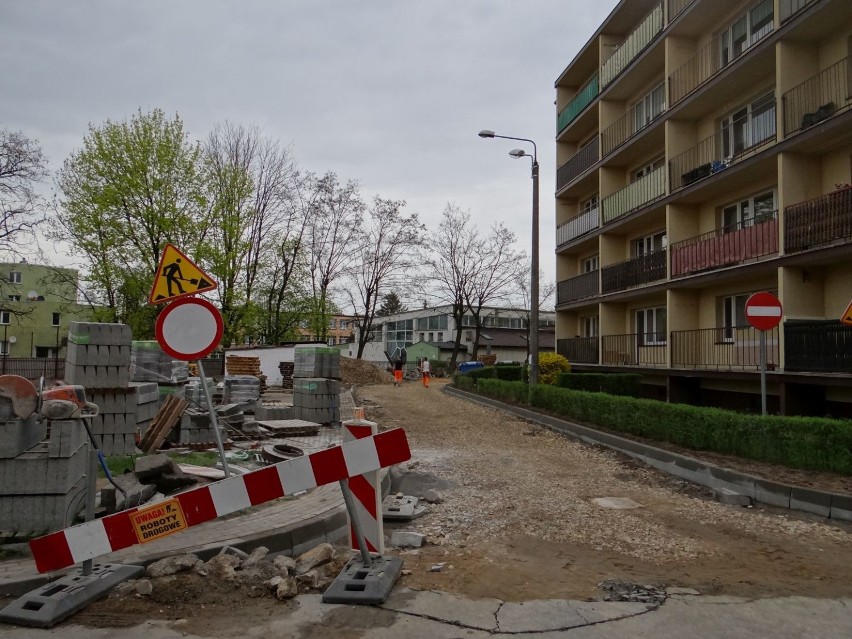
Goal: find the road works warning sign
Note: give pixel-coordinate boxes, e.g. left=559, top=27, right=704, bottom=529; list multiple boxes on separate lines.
left=149, top=243, right=217, bottom=305
left=130, top=499, right=188, bottom=543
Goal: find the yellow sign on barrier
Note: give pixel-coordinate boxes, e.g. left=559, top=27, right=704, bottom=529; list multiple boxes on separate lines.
left=131, top=499, right=188, bottom=544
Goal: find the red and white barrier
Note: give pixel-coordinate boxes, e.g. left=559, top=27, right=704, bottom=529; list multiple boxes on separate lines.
left=29, top=428, right=410, bottom=573
left=343, top=411, right=383, bottom=554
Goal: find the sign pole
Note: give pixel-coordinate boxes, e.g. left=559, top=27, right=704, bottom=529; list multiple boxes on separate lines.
left=197, top=360, right=229, bottom=478
left=759, top=330, right=767, bottom=416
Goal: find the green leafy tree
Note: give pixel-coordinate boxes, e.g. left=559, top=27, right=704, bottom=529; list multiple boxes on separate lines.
left=53, top=109, right=208, bottom=336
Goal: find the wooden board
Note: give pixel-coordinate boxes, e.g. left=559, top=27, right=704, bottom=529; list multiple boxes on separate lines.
left=139, top=395, right=188, bottom=453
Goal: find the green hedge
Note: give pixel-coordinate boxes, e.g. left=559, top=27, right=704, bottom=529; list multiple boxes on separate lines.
left=557, top=372, right=641, bottom=397
left=495, top=365, right=523, bottom=381
left=466, top=379, right=852, bottom=474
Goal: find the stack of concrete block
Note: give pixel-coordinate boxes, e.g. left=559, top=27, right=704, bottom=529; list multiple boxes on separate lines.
left=131, top=382, right=159, bottom=442
left=176, top=407, right=228, bottom=445
left=0, top=419, right=89, bottom=535
left=254, top=404, right=294, bottom=420
left=222, top=376, right=261, bottom=404
left=293, top=378, right=340, bottom=424
left=278, top=361, right=294, bottom=389
left=293, top=346, right=340, bottom=379
left=184, top=377, right=215, bottom=406
left=64, top=322, right=139, bottom=455
left=64, top=322, right=132, bottom=388
left=130, top=341, right=189, bottom=384
left=0, top=415, right=45, bottom=459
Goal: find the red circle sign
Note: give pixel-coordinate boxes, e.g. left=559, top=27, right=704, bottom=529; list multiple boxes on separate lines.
left=745, top=292, right=783, bottom=331
left=155, top=297, right=223, bottom=361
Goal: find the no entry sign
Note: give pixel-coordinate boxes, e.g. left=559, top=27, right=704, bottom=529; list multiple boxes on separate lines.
left=745, top=292, right=783, bottom=331
left=155, top=297, right=223, bottom=360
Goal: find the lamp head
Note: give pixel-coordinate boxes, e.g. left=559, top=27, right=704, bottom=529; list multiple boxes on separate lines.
left=508, top=149, right=528, bottom=159
left=477, top=129, right=496, bottom=138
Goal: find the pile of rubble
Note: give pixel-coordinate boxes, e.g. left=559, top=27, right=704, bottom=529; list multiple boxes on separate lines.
left=340, top=357, right=394, bottom=386
left=113, top=543, right=343, bottom=602
left=99, top=453, right=198, bottom=514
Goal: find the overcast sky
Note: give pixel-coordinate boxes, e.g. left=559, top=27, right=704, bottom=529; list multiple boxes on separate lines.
left=1, top=0, right=617, bottom=306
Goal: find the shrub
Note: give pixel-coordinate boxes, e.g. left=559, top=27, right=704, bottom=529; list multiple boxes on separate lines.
left=495, top=365, right=523, bottom=381
left=556, top=372, right=641, bottom=397
left=537, top=352, right=570, bottom=385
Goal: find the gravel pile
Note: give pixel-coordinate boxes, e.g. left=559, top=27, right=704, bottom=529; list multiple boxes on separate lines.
left=340, top=356, right=394, bottom=386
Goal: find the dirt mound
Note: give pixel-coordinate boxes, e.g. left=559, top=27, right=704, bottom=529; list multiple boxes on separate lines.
left=340, top=356, right=394, bottom=386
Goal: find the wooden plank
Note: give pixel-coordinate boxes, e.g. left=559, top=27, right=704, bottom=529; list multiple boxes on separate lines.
left=138, top=395, right=175, bottom=452
left=144, top=397, right=188, bottom=453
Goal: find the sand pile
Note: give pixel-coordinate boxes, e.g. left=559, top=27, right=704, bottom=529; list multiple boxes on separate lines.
left=340, top=356, right=394, bottom=385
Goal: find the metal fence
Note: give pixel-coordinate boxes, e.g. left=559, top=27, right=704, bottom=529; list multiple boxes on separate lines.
left=785, top=320, right=852, bottom=372
left=784, top=185, right=852, bottom=253
left=600, top=2, right=664, bottom=87
left=556, top=208, right=599, bottom=246
left=783, top=56, right=849, bottom=136
left=601, top=333, right=667, bottom=367
left=556, top=138, right=599, bottom=191
left=602, top=165, right=666, bottom=223
left=557, top=337, right=599, bottom=364
left=670, top=326, right=779, bottom=370
left=601, top=250, right=666, bottom=294
left=556, top=271, right=599, bottom=305
left=0, top=357, right=65, bottom=380
left=558, top=73, right=599, bottom=133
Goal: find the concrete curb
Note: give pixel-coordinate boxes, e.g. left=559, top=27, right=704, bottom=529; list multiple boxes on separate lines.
left=445, top=386, right=852, bottom=523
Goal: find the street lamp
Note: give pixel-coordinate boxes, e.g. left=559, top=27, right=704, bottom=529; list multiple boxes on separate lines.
left=478, top=129, right=539, bottom=388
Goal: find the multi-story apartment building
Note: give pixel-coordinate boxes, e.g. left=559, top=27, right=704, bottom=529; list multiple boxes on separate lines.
left=554, top=0, right=852, bottom=416
left=296, top=314, right=356, bottom=345
left=0, top=261, right=90, bottom=361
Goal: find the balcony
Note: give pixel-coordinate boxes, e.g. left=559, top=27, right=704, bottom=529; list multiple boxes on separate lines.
left=670, top=326, right=779, bottom=370
left=557, top=271, right=599, bottom=305
left=667, top=0, right=695, bottom=22
left=600, top=2, right=664, bottom=88
left=780, top=0, right=818, bottom=22
left=783, top=56, right=850, bottom=137
left=602, top=165, right=666, bottom=224
left=785, top=320, right=852, bottom=372
left=558, top=74, right=598, bottom=134
left=670, top=107, right=776, bottom=191
left=557, top=337, right=599, bottom=364
left=785, top=185, right=852, bottom=253
left=556, top=208, right=599, bottom=246
left=601, top=250, right=666, bottom=294
left=601, top=333, right=667, bottom=367
left=557, top=138, right=599, bottom=191
left=600, top=97, right=665, bottom=157
left=668, top=25, right=774, bottom=106
left=670, top=214, right=778, bottom=278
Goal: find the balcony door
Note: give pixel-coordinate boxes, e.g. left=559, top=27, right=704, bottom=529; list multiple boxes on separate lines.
left=632, top=83, right=665, bottom=133
left=717, top=0, right=774, bottom=67
left=722, top=190, right=775, bottom=232
left=633, top=231, right=666, bottom=256
left=721, top=93, right=775, bottom=158
left=636, top=306, right=666, bottom=346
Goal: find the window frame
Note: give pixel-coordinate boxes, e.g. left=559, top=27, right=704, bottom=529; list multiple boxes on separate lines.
left=582, top=316, right=599, bottom=338
left=582, top=255, right=599, bottom=273
left=717, top=0, right=774, bottom=67
left=8, top=272, right=21, bottom=284
left=631, top=82, right=666, bottom=133
left=721, top=190, right=776, bottom=232
left=633, top=231, right=667, bottom=256
left=633, top=157, right=664, bottom=181
left=720, top=92, right=776, bottom=158
left=636, top=306, right=667, bottom=346
left=0, top=311, right=10, bottom=325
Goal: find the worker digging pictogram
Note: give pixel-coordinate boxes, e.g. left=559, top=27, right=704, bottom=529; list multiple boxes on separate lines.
left=148, top=243, right=217, bottom=304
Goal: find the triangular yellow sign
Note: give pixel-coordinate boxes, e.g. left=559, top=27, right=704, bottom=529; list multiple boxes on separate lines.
left=148, top=244, right=217, bottom=305
left=842, top=298, right=852, bottom=326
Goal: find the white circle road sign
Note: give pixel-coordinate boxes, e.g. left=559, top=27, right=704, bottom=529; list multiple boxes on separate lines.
left=155, top=297, right=223, bottom=361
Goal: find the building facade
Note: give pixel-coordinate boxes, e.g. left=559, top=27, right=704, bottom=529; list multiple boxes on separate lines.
left=345, top=305, right=556, bottom=368
left=296, top=315, right=356, bottom=345
left=554, top=0, right=852, bottom=416
left=0, top=262, right=90, bottom=361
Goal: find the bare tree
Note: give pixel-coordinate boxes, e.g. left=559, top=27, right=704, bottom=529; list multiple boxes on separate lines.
left=509, top=262, right=556, bottom=359
left=306, top=173, right=365, bottom=342
left=426, top=204, right=478, bottom=369
left=463, top=222, right=526, bottom=359
left=0, top=128, right=47, bottom=256
left=204, top=122, right=298, bottom=346
left=347, top=197, right=424, bottom=358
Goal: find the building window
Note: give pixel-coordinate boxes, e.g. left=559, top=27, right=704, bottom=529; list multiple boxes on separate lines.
left=582, top=316, right=599, bottom=338
left=717, top=0, right=773, bottom=67
left=8, top=295, right=20, bottom=302
left=633, top=157, right=664, bottom=181
left=0, top=311, right=9, bottom=325
left=328, top=318, right=336, bottom=329
left=0, top=341, right=9, bottom=356
left=721, top=92, right=775, bottom=158
left=437, top=332, right=444, bottom=342
left=581, top=194, right=598, bottom=215
left=582, top=255, right=599, bottom=273
left=633, top=231, right=667, bottom=256
left=52, top=312, right=61, bottom=327
left=8, top=272, right=21, bottom=284
left=722, top=294, right=750, bottom=341
left=632, top=82, right=665, bottom=133
left=722, top=190, right=776, bottom=231
left=636, top=307, right=666, bottom=345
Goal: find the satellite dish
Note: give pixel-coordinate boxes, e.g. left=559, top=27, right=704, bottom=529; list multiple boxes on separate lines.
left=8, top=336, right=16, bottom=343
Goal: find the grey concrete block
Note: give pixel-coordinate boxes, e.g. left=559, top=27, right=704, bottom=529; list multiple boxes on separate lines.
left=789, top=486, right=832, bottom=518
left=753, top=479, right=792, bottom=509
left=829, top=493, right=852, bottom=523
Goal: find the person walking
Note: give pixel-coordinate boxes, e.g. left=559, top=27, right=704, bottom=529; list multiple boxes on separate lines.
left=393, top=358, right=404, bottom=387
left=419, top=357, right=431, bottom=388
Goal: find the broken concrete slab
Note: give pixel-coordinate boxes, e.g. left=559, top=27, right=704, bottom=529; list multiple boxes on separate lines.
left=714, top=488, right=753, bottom=507
left=382, top=494, right=428, bottom=521
left=134, top=453, right=177, bottom=480
left=592, top=497, right=643, bottom=510
left=391, top=531, right=426, bottom=548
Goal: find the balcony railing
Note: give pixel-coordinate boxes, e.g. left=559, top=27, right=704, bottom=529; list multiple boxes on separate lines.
left=669, top=107, right=776, bottom=191
left=602, top=165, right=666, bottom=223
left=780, top=0, right=818, bottom=22
left=557, top=208, right=599, bottom=246
left=601, top=333, right=667, bottom=367
left=785, top=320, right=852, bottom=372
left=668, top=25, right=774, bottom=106
left=667, top=0, right=696, bottom=22
left=783, top=56, right=850, bottom=136
left=600, top=98, right=665, bottom=157
left=670, top=214, right=778, bottom=277
left=557, top=337, right=600, bottom=364
left=558, top=74, right=599, bottom=133
left=556, top=138, right=599, bottom=191
left=784, top=185, right=852, bottom=253
left=670, top=326, right=779, bottom=370
left=557, top=270, right=599, bottom=305
left=601, top=250, right=666, bottom=294
left=600, top=3, right=664, bottom=88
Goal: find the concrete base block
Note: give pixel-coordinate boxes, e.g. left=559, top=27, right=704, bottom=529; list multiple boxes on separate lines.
left=322, top=555, right=402, bottom=605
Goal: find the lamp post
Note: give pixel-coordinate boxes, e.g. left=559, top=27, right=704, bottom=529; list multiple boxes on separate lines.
left=478, top=129, right=539, bottom=388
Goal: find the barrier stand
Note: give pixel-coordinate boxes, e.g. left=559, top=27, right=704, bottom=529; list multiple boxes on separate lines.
left=0, top=430, right=143, bottom=629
